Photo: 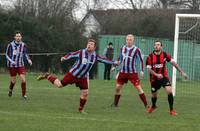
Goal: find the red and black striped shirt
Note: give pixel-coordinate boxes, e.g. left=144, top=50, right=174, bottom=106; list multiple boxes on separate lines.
left=146, top=51, right=172, bottom=82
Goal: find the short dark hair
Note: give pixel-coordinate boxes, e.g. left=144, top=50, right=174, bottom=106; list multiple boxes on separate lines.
left=108, top=42, right=113, bottom=45
left=88, top=39, right=97, bottom=46
left=14, top=31, right=21, bottom=36
left=155, top=40, right=162, bottom=46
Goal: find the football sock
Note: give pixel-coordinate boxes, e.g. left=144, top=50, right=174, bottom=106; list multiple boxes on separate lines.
left=168, top=93, right=174, bottom=111
left=139, top=93, right=148, bottom=107
left=9, top=82, right=15, bottom=91
left=114, top=94, right=121, bottom=106
left=152, top=97, right=157, bottom=108
left=79, top=98, right=87, bottom=111
left=47, top=75, right=57, bottom=84
left=21, top=82, right=26, bottom=96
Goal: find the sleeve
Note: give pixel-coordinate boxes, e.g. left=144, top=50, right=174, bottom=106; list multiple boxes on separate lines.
left=166, top=53, right=172, bottom=62
left=117, top=47, right=123, bottom=64
left=136, top=48, right=144, bottom=72
left=23, top=44, right=31, bottom=61
left=63, top=50, right=81, bottom=60
left=97, top=54, right=115, bottom=65
left=5, top=44, right=15, bottom=64
left=146, top=56, right=152, bottom=69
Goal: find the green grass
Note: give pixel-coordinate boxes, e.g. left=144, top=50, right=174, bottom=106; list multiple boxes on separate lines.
left=0, top=74, right=200, bottom=131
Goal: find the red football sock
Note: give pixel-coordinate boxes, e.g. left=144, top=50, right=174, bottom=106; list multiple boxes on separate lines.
left=9, top=82, right=15, bottom=91
left=47, top=75, right=57, bottom=84
left=114, top=94, right=121, bottom=106
left=21, top=82, right=26, bottom=96
left=139, top=93, right=148, bottom=107
left=79, top=98, right=87, bottom=112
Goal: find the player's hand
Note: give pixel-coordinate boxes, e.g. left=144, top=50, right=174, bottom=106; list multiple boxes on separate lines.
left=111, top=67, right=116, bottom=72
left=28, top=59, right=32, bottom=66
left=140, top=71, right=144, bottom=78
left=60, top=57, right=65, bottom=62
left=12, top=61, right=17, bottom=65
left=180, top=71, right=188, bottom=80
left=114, top=61, right=120, bottom=66
left=156, top=74, right=163, bottom=79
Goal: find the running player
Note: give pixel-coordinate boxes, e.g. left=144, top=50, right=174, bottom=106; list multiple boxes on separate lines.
left=146, top=40, right=188, bottom=116
left=37, top=39, right=118, bottom=113
left=6, top=31, right=32, bottom=99
left=112, top=34, right=148, bottom=109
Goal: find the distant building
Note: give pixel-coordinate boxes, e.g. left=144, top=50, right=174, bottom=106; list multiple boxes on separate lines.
left=80, top=9, right=200, bottom=37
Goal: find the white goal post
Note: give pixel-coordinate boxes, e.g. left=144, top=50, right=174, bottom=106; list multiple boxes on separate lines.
left=172, top=14, right=200, bottom=96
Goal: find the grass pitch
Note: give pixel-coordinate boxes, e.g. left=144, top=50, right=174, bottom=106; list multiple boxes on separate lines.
left=0, top=74, right=199, bottom=131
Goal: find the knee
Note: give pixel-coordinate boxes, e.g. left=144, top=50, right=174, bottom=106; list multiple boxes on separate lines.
left=21, top=79, right=26, bottom=83
left=136, top=86, right=143, bottom=94
left=166, top=87, right=173, bottom=94
left=81, top=90, right=88, bottom=98
left=116, top=84, right=122, bottom=93
left=11, top=78, right=16, bottom=84
left=152, top=92, right=157, bottom=97
left=54, top=79, right=63, bottom=88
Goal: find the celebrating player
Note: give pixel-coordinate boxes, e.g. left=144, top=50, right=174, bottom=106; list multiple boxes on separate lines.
left=146, top=40, right=188, bottom=116
left=37, top=39, right=118, bottom=113
left=112, top=34, right=148, bottom=108
left=6, top=31, right=32, bottom=99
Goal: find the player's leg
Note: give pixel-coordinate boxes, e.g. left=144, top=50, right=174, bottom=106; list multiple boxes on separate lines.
left=19, top=74, right=27, bottom=98
left=146, top=91, right=158, bottom=113
left=164, top=86, right=177, bottom=116
left=135, top=85, right=148, bottom=108
left=8, top=76, right=16, bottom=97
left=8, top=68, right=17, bottom=97
left=146, top=81, right=161, bottom=113
left=37, top=73, right=64, bottom=88
left=112, top=72, right=125, bottom=107
left=18, top=67, right=27, bottom=98
left=77, top=78, right=89, bottom=113
left=113, top=83, right=123, bottom=107
left=130, top=73, right=148, bottom=108
left=79, top=89, right=89, bottom=113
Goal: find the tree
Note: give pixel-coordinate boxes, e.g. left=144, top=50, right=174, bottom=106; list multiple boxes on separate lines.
left=0, top=0, right=87, bottom=72
left=153, top=0, right=200, bottom=10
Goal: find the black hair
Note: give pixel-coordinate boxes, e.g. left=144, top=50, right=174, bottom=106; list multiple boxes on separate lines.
left=14, top=31, right=21, bottom=36
left=108, top=42, right=113, bottom=45
left=155, top=40, right=162, bottom=46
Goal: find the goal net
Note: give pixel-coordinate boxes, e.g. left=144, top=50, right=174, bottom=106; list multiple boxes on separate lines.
left=172, top=14, right=200, bottom=97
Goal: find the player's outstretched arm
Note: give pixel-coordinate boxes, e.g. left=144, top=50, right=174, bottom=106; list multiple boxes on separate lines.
left=170, top=59, right=188, bottom=80
left=61, top=50, right=81, bottom=62
left=96, top=55, right=119, bottom=66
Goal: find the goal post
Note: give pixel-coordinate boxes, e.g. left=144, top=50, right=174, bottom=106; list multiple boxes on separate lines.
left=172, top=14, right=200, bottom=96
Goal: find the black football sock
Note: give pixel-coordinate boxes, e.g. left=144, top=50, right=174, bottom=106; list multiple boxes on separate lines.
left=168, top=93, right=174, bottom=111
left=152, top=97, right=157, bottom=108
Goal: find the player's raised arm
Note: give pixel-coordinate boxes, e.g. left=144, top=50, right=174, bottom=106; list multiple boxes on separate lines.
left=23, top=44, right=32, bottom=66
left=170, top=58, right=188, bottom=80
left=5, top=44, right=16, bottom=64
left=61, top=50, right=81, bottom=62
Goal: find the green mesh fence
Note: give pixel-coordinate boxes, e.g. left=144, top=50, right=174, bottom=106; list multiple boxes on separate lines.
left=97, top=35, right=200, bottom=80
